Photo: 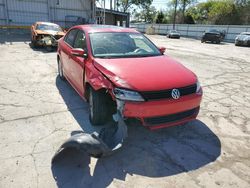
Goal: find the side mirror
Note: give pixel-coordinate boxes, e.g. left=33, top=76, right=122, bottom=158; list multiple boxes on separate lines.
left=158, top=47, right=166, bottom=54
left=71, top=48, right=87, bottom=58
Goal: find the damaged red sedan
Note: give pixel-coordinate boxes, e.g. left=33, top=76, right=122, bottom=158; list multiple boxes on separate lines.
left=57, top=25, right=202, bottom=130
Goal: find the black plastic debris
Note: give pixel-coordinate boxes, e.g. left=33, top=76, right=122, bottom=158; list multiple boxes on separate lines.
left=52, top=112, right=127, bottom=163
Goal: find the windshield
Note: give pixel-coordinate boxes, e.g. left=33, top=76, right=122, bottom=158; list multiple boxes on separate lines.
left=89, top=32, right=161, bottom=58
left=207, top=29, right=219, bottom=33
left=240, top=32, right=250, bottom=36
left=36, top=24, right=62, bottom=32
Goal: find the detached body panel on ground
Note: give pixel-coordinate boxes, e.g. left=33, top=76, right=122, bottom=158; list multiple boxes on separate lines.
left=57, top=25, right=202, bottom=129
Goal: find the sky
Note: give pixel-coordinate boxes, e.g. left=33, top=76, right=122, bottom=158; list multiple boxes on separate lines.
left=152, top=0, right=169, bottom=10
left=101, top=0, right=169, bottom=10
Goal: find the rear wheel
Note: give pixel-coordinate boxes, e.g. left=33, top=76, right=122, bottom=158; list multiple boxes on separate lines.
left=46, top=46, right=53, bottom=52
left=89, top=88, right=111, bottom=125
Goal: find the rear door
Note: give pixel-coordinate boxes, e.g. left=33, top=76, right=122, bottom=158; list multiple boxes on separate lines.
left=68, top=30, right=88, bottom=96
left=60, top=29, right=78, bottom=82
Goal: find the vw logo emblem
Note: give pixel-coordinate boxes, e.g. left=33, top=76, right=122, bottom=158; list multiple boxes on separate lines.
left=171, top=89, right=180, bottom=99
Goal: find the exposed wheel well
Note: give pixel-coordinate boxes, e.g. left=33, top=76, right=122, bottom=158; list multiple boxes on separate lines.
left=85, top=82, right=91, bottom=101
left=85, top=83, right=117, bottom=114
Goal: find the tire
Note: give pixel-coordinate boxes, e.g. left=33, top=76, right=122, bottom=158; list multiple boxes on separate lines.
left=89, top=87, right=110, bottom=125
left=46, top=46, right=53, bottom=52
left=58, top=58, right=65, bottom=80
left=216, top=39, right=220, bottom=44
left=31, top=40, right=38, bottom=48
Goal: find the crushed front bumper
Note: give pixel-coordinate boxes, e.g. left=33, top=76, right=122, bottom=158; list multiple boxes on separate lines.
left=122, top=93, right=202, bottom=130
left=36, top=36, right=58, bottom=47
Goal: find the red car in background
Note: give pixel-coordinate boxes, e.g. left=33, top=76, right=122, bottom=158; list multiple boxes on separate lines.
left=57, top=25, right=202, bottom=130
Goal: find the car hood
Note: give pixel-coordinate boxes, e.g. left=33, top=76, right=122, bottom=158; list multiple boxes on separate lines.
left=94, top=55, right=197, bottom=91
left=35, top=30, right=65, bottom=36
left=170, top=32, right=180, bottom=35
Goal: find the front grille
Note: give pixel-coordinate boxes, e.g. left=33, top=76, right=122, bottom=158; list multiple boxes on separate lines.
left=140, top=84, right=196, bottom=101
left=144, top=108, right=198, bottom=125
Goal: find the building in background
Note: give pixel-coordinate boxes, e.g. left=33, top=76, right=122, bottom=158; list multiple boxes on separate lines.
left=0, top=0, right=129, bottom=28
left=96, top=8, right=129, bottom=27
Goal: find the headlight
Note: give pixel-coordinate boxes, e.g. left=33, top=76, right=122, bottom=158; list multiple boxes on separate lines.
left=196, top=81, right=201, bottom=93
left=113, top=88, right=144, bottom=102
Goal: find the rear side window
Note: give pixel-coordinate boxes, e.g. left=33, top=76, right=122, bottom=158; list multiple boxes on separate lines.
left=64, top=29, right=78, bottom=47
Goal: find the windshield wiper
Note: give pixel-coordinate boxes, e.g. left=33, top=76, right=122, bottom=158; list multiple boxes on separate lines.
left=96, top=54, right=161, bottom=59
left=97, top=56, right=113, bottom=59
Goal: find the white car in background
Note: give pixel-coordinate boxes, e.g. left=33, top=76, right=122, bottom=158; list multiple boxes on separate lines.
left=235, top=32, right=250, bottom=47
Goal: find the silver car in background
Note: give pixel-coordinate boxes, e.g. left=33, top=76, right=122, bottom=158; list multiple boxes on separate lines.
left=166, top=30, right=181, bottom=39
left=235, top=32, right=250, bottom=47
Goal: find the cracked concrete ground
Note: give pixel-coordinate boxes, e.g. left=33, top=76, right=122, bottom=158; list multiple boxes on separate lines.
left=0, top=33, right=249, bottom=188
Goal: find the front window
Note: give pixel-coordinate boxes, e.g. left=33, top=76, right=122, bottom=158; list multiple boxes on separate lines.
left=89, top=32, right=161, bottom=58
left=36, top=24, right=62, bottom=32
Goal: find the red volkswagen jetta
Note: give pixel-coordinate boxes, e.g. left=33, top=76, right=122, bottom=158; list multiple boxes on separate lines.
left=57, top=25, right=202, bottom=130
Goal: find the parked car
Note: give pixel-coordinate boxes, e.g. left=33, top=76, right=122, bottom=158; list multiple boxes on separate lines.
left=57, top=25, right=202, bottom=130
left=31, top=22, right=65, bottom=51
left=167, top=30, right=181, bottom=39
left=201, top=29, right=225, bottom=44
left=235, top=32, right=250, bottom=47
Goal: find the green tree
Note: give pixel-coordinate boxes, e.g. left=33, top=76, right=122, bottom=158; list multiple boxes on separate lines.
left=187, top=0, right=248, bottom=24
left=168, top=0, right=197, bottom=24
left=184, top=13, right=195, bottom=24
left=208, top=0, right=239, bottom=24
left=180, top=0, right=197, bottom=23
left=155, top=11, right=165, bottom=23
left=137, top=6, right=157, bottom=23
left=235, top=0, right=250, bottom=24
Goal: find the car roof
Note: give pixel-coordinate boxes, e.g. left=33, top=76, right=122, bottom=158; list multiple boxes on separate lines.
left=70, top=24, right=140, bottom=34
left=35, top=22, right=60, bottom=26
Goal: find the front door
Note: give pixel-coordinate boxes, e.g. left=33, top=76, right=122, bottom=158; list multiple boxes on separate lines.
left=68, top=30, right=87, bottom=96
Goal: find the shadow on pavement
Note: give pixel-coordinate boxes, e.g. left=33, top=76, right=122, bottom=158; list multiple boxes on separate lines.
left=0, top=31, right=30, bottom=44
left=0, top=32, right=56, bottom=52
left=52, top=76, right=221, bottom=188
left=28, top=42, right=57, bottom=53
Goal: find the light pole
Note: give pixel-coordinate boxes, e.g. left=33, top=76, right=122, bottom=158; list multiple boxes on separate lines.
left=173, top=0, right=178, bottom=30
